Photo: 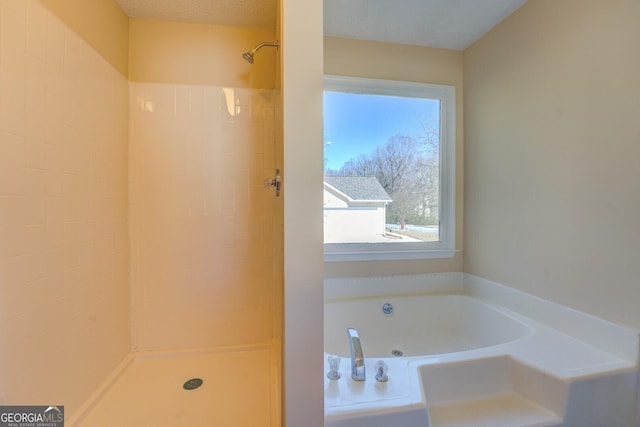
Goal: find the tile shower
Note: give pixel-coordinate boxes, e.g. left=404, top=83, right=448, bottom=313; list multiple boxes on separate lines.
left=0, top=0, right=130, bottom=413
left=128, top=83, right=280, bottom=353
left=0, top=1, right=281, bottom=425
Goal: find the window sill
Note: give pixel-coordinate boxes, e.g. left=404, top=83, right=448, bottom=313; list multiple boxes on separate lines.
left=324, top=248, right=457, bottom=262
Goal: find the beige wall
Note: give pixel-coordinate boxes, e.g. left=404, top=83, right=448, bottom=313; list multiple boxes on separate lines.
left=38, top=0, right=129, bottom=77
left=324, top=37, right=464, bottom=277
left=463, top=0, right=640, bottom=328
left=0, top=0, right=130, bottom=416
left=129, top=19, right=277, bottom=89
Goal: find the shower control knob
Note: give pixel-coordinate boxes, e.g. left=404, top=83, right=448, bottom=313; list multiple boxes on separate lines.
left=264, top=169, right=281, bottom=197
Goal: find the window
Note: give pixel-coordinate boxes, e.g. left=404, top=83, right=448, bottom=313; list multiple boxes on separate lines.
left=323, top=76, right=456, bottom=261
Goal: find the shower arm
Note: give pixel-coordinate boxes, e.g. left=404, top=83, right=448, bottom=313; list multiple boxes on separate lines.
left=251, top=41, right=280, bottom=52
left=242, top=41, right=280, bottom=64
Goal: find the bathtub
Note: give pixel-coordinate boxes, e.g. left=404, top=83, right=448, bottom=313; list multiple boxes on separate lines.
left=323, top=273, right=639, bottom=427
left=324, top=294, right=531, bottom=358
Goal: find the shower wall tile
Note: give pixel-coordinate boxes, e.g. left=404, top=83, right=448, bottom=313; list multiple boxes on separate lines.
left=130, top=82, right=280, bottom=351
left=0, top=0, right=130, bottom=417
left=0, top=0, right=26, bottom=138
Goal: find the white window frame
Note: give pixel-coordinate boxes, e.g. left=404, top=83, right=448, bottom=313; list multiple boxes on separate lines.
left=323, top=75, right=456, bottom=262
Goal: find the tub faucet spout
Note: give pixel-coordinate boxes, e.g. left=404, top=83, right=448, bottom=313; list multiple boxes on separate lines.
left=347, top=328, right=366, bottom=381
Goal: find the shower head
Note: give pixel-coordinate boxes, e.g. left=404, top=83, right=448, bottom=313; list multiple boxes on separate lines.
left=242, top=51, right=255, bottom=64
left=242, top=41, right=280, bottom=64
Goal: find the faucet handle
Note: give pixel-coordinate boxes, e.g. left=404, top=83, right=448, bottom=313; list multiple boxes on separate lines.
left=327, top=355, right=341, bottom=380
left=375, top=360, right=389, bottom=382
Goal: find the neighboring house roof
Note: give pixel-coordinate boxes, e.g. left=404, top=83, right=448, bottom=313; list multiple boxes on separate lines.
left=324, top=176, right=392, bottom=202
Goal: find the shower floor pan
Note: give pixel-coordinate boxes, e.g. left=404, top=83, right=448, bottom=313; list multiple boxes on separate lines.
left=73, top=345, right=278, bottom=427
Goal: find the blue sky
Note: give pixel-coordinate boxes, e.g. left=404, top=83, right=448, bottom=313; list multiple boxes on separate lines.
left=323, top=91, right=440, bottom=171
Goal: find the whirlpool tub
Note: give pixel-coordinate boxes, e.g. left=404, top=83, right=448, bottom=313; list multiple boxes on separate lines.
left=323, top=274, right=639, bottom=427
left=324, top=294, right=531, bottom=358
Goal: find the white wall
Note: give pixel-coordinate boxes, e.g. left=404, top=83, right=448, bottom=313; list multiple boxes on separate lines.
left=464, top=0, right=640, bottom=329
left=324, top=187, right=386, bottom=242
left=323, top=189, right=348, bottom=209
left=0, top=0, right=130, bottom=415
left=281, top=0, right=325, bottom=425
left=324, top=207, right=386, bottom=244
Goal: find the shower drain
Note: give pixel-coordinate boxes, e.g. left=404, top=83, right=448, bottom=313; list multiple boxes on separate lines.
left=183, top=378, right=204, bottom=390
left=391, top=349, right=404, bottom=357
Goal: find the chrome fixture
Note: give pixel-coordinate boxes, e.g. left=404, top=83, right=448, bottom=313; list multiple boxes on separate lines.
left=264, top=169, right=281, bottom=197
left=382, top=302, right=394, bottom=315
left=242, top=41, right=280, bottom=64
left=347, top=328, right=365, bottom=381
left=375, top=360, right=389, bottom=382
left=326, top=355, right=341, bottom=380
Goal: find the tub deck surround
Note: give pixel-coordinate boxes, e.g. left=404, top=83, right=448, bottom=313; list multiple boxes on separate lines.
left=422, top=356, right=565, bottom=427
left=325, top=357, right=413, bottom=408
left=324, top=273, right=639, bottom=427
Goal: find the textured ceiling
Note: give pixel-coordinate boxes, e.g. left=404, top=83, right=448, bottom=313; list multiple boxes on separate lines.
left=324, top=0, right=529, bottom=50
left=115, top=0, right=277, bottom=29
left=115, top=0, right=528, bottom=50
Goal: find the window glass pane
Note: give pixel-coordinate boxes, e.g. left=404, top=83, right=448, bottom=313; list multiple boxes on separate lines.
left=323, top=91, right=441, bottom=244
